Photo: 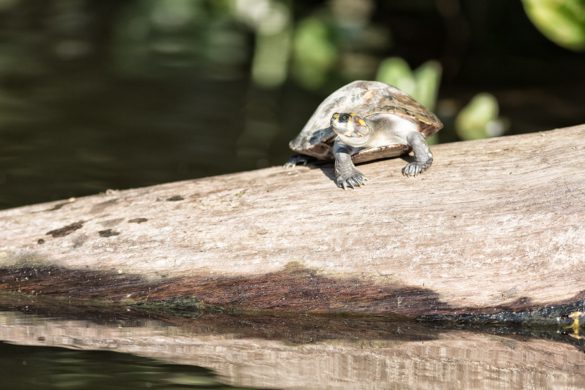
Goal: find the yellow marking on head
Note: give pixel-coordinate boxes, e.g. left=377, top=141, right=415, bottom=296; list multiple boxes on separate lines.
left=358, top=119, right=366, bottom=126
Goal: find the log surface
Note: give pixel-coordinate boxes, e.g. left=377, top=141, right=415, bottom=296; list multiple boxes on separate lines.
left=1, top=125, right=584, bottom=318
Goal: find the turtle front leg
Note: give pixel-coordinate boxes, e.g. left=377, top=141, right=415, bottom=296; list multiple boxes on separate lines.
left=402, top=131, right=433, bottom=177
left=333, top=140, right=367, bottom=189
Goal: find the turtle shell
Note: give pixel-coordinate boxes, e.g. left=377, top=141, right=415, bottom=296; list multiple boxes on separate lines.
left=289, top=80, right=442, bottom=160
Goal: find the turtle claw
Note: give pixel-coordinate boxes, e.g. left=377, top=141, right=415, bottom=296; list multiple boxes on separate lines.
left=336, top=171, right=368, bottom=189
left=284, top=155, right=311, bottom=168
left=402, top=162, right=430, bottom=177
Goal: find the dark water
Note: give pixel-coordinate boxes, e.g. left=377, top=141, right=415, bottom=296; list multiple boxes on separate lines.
left=0, top=73, right=313, bottom=209
left=1, top=1, right=584, bottom=210
left=0, top=1, right=320, bottom=210
left=0, top=342, right=248, bottom=390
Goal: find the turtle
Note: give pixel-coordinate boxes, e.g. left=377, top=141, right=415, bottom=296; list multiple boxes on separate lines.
left=285, top=80, right=443, bottom=189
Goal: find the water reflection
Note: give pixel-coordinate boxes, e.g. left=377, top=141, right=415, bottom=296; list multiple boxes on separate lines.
left=1, top=310, right=584, bottom=389
left=0, top=75, right=307, bottom=209
left=1, top=1, right=584, bottom=210
left=0, top=1, right=311, bottom=209
left=0, top=342, right=248, bottom=390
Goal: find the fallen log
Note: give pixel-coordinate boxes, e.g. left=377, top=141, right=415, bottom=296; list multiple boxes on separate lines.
left=0, top=125, right=584, bottom=324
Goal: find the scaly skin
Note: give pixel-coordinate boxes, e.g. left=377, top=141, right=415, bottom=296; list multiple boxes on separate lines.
left=333, top=140, right=367, bottom=189
left=285, top=81, right=442, bottom=188
left=402, top=131, right=433, bottom=176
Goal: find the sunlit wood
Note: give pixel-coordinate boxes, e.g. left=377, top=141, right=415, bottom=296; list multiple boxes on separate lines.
left=1, top=125, right=584, bottom=319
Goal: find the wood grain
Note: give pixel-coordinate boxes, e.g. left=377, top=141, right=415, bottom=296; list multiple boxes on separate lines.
left=0, top=125, right=584, bottom=318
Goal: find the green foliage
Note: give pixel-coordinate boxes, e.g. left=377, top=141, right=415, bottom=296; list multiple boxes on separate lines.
left=376, top=57, right=441, bottom=110
left=376, top=58, right=414, bottom=93
left=455, top=93, right=507, bottom=140
left=376, top=58, right=508, bottom=142
left=253, top=28, right=292, bottom=88
left=292, top=16, right=338, bottom=89
left=249, top=1, right=292, bottom=88
left=523, top=0, right=585, bottom=51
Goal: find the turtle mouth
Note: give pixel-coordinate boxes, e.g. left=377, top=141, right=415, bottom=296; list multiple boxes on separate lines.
left=336, top=132, right=370, bottom=147
left=331, top=115, right=372, bottom=147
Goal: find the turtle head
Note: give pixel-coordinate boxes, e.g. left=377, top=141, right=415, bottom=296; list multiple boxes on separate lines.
left=330, top=112, right=372, bottom=147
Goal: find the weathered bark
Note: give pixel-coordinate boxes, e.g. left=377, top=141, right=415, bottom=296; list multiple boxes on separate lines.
left=0, top=125, right=584, bottom=322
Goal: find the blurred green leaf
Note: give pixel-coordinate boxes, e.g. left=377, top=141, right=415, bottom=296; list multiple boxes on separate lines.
left=0, top=0, right=19, bottom=11
left=292, top=16, right=337, bottom=89
left=251, top=1, right=292, bottom=88
left=455, top=93, right=507, bottom=140
left=376, top=57, right=441, bottom=110
left=522, top=0, right=585, bottom=51
left=376, top=57, right=415, bottom=95
left=413, top=60, right=441, bottom=110
left=253, top=28, right=291, bottom=88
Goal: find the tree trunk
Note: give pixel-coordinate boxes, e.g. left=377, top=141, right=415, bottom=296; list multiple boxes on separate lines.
left=1, top=125, right=584, bottom=325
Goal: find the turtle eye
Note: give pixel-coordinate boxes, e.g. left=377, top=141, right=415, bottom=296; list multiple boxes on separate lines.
left=339, top=113, right=350, bottom=122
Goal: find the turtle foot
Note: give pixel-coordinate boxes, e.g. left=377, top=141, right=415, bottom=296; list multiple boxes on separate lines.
left=402, top=160, right=432, bottom=177
left=336, top=170, right=368, bottom=189
left=284, top=155, right=311, bottom=168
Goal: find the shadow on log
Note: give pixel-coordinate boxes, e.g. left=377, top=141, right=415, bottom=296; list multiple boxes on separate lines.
left=0, top=125, right=584, bottom=326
